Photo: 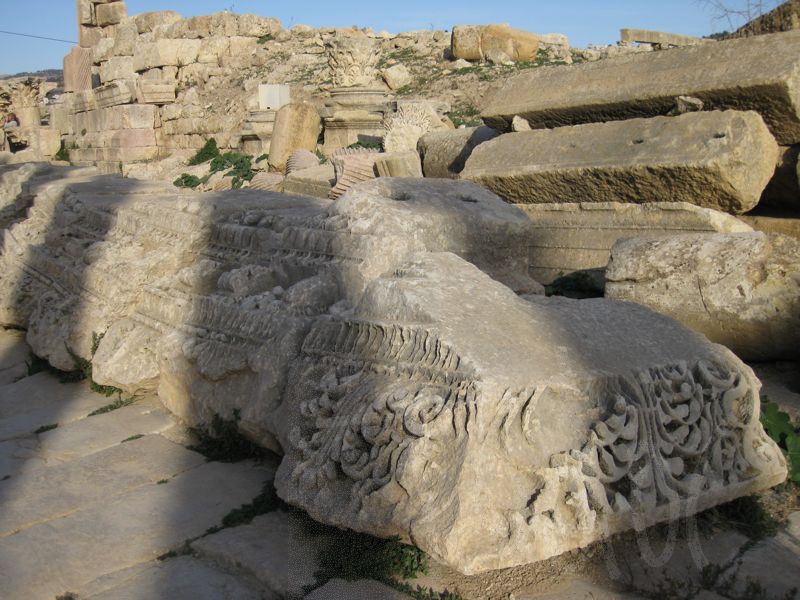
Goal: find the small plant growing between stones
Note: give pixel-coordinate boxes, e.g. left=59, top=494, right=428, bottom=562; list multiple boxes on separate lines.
left=347, top=140, right=383, bottom=151
left=121, top=434, right=144, bottom=443
left=34, top=423, right=58, bottom=434
left=173, top=173, right=207, bottom=189
left=761, top=398, right=800, bottom=483
left=88, top=394, right=139, bottom=417
left=54, top=142, right=70, bottom=162
left=257, top=33, right=274, bottom=44
left=189, top=409, right=268, bottom=463
left=187, top=138, right=221, bottom=165
left=66, top=331, right=124, bottom=398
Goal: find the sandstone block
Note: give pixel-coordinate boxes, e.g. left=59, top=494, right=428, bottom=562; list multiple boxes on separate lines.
left=237, top=13, right=282, bottom=37
left=64, top=46, right=93, bottom=93
left=417, top=126, right=500, bottom=179
left=452, top=24, right=539, bottom=62
left=519, top=202, right=753, bottom=284
left=111, top=18, right=138, bottom=56
left=462, top=111, right=779, bottom=214
left=95, top=1, right=127, bottom=27
left=268, top=103, right=321, bottom=173
left=77, top=0, right=94, bottom=26
left=482, top=30, right=800, bottom=145
left=283, top=163, right=335, bottom=199
left=79, top=25, right=102, bottom=49
left=606, top=232, right=800, bottom=360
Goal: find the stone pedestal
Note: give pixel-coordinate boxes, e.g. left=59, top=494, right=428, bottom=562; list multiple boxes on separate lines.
left=239, top=110, right=276, bottom=155
left=321, top=87, right=392, bottom=154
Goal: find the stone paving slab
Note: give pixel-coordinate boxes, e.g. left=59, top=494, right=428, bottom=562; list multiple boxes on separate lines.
left=82, top=556, right=265, bottom=600
left=37, top=397, right=176, bottom=464
left=0, top=460, right=270, bottom=600
left=0, top=434, right=205, bottom=536
left=517, top=578, right=646, bottom=599
left=0, top=437, right=42, bottom=480
left=0, top=374, right=114, bottom=441
left=0, top=329, right=30, bottom=386
left=192, top=510, right=326, bottom=599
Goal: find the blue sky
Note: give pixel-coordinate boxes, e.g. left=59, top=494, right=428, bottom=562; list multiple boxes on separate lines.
left=0, top=1, right=767, bottom=74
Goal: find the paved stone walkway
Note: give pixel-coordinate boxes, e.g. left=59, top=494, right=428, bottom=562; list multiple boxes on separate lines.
left=0, top=325, right=798, bottom=599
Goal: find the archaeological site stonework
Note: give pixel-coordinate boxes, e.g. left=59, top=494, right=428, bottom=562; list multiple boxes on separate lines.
left=0, top=0, right=799, bottom=595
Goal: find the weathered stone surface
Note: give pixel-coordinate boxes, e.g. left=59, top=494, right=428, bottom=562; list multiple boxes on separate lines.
left=64, top=46, right=93, bottom=93
left=482, top=30, right=800, bottom=145
left=0, top=173, right=786, bottom=575
left=740, top=209, right=800, bottom=239
left=384, top=102, right=448, bottom=153
left=452, top=24, right=539, bottom=62
left=268, top=103, right=321, bottom=173
left=82, top=556, right=263, bottom=600
left=0, top=434, right=204, bottom=536
left=94, top=80, right=136, bottom=109
left=37, top=397, right=176, bottom=463
left=620, top=29, right=712, bottom=47
left=374, top=151, right=423, bottom=178
left=0, top=461, right=269, bottom=600
left=192, top=511, right=325, bottom=598
left=327, top=35, right=380, bottom=88
left=382, top=64, right=412, bottom=91
left=329, top=151, right=380, bottom=199
left=133, top=10, right=182, bottom=34
left=463, top=111, right=779, bottom=214
left=95, top=1, right=127, bottom=27
left=135, top=81, right=176, bottom=104
left=133, top=39, right=202, bottom=72
left=417, top=126, right=500, bottom=179
left=283, top=163, right=335, bottom=199
left=286, top=149, right=320, bottom=175
left=606, top=232, right=800, bottom=360
left=98, top=56, right=135, bottom=84
left=519, top=202, right=752, bottom=284
left=0, top=328, right=30, bottom=386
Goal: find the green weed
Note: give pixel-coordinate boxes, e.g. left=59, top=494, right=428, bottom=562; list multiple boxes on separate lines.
left=189, top=409, right=268, bottom=463
left=188, top=138, right=220, bottom=165
left=34, top=423, right=58, bottom=434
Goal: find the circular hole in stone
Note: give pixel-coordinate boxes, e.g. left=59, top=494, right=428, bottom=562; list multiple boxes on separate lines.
left=632, top=139, right=645, bottom=145
left=713, top=132, right=727, bottom=139
left=391, top=191, right=412, bottom=201
left=459, top=195, right=479, bottom=203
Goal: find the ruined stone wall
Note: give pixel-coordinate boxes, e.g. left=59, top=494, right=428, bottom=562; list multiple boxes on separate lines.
left=733, top=0, right=800, bottom=36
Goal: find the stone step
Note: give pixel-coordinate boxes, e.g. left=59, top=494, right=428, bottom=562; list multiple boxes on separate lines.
left=0, top=434, right=205, bottom=537
left=36, top=397, right=176, bottom=464
left=0, top=437, right=42, bottom=480
left=0, top=374, right=115, bottom=441
left=192, top=510, right=326, bottom=599
left=0, top=460, right=270, bottom=600
left=80, top=556, right=265, bottom=600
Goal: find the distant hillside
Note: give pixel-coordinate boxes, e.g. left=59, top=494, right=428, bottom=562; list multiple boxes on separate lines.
left=0, top=69, right=63, bottom=83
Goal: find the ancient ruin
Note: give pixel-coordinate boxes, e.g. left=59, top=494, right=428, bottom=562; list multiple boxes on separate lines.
left=1, top=1, right=799, bottom=598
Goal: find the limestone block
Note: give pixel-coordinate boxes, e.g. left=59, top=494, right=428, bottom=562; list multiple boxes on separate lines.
left=482, top=30, right=800, bottom=145
left=94, top=80, right=135, bottom=109
left=452, top=24, right=539, bottom=62
left=111, top=18, right=138, bottom=56
left=258, top=84, right=290, bottom=111
left=71, top=89, right=96, bottom=113
left=518, top=202, right=753, bottom=284
left=462, top=111, right=779, bottom=214
left=268, top=103, right=321, bottom=173
left=95, top=1, right=127, bottom=27
left=133, top=11, right=182, bottom=34
left=237, top=13, right=282, bottom=37
left=0, top=173, right=786, bottom=576
left=133, top=39, right=202, bottom=72
left=417, top=126, right=500, bottom=179
left=329, top=151, right=381, bottom=199
left=283, top=163, right=335, bottom=199
left=197, top=37, right=230, bottom=64
left=79, top=25, right=102, bottom=49
left=93, top=37, right=116, bottom=63
left=620, top=29, right=713, bottom=47
left=98, top=56, right=135, bottom=83
left=382, top=64, right=412, bottom=90
left=135, top=81, right=176, bottom=105
left=286, top=149, right=320, bottom=174
left=384, top=102, right=448, bottom=153
left=374, top=150, right=423, bottom=177
left=606, top=232, right=800, bottom=360
left=108, top=129, right=157, bottom=148
left=77, top=0, right=95, bottom=26
left=64, top=46, right=93, bottom=93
